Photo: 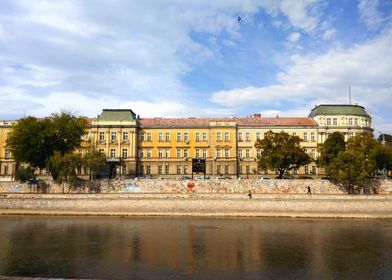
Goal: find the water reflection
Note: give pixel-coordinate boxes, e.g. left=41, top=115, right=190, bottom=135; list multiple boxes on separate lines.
left=0, top=216, right=391, bottom=279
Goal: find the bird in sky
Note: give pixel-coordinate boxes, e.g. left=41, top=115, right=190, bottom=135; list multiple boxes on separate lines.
left=237, top=16, right=241, bottom=23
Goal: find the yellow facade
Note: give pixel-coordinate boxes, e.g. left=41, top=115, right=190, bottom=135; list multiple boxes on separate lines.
left=0, top=104, right=374, bottom=180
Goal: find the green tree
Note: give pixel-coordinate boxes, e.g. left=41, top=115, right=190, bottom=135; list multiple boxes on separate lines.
left=255, top=131, right=310, bottom=179
left=82, top=146, right=106, bottom=180
left=7, top=117, right=53, bottom=169
left=14, top=166, right=36, bottom=183
left=317, top=132, right=346, bottom=168
left=47, top=152, right=82, bottom=186
left=327, top=132, right=386, bottom=193
left=7, top=112, right=87, bottom=176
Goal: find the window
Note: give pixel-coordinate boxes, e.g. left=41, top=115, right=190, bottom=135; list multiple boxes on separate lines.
left=256, top=132, right=261, bottom=140
left=333, top=118, right=337, bottom=125
left=256, top=149, right=261, bottom=157
left=216, top=132, right=222, bottom=141
left=196, top=149, right=200, bottom=158
left=110, top=149, right=116, bottom=158
left=311, top=132, right=315, bottom=142
left=354, top=118, right=358, bottom=126
left=312, top=165, right=317, bottom=174
left=158, top=149, right=163, bottom=158
left=177, top=149, right=181, bottom=158
left=184, top=165, right=188, bottom=174
left=239, top=165, right=243, bottom=174
left=224, top=164, right=229, bottom=175
left=158, top=132, right=163, bottom=142
left=165, top=164, right=170, bottom=175
left=293, top=132, right=296, bottom=136
left=177, top=165, right=181, bottom=175
left=304, top=165, right=309, bottom=174
left=146, top=149, right=152, bottom=158
left=246, top=165, right=250, bottom=175
left=99, top=132, right=105, bottom=141
left=165, top=149, right=170, bottom=158
left=303, top=132, right=308, bottom=142
left=165, top=132, right=170, bottom=141
left=238, top=132, right=243, bottom=141
left=177, top=132, right=182, bottom=141
left=202, top=149, right=207, bottom=158
left=122, top=149, right=128, bottom=158
left=184, top=132, right=189, bottom=142
left=311, top=149, right=316, bottom=159
left=4, top=165, right=8, bottom=176
left=245, top=149, right=250, bottom=158
left=224, top=132, right=229, bottom=141
left=140, top=165, right=144, bottom=175
left=5, top=148, right=11, bottom=159
left=99, top=148, right=105, bottom=154
left=122, top=165, right=127, bottom=175
left=123, top=132, right=129, bottom=141
left=225, top=149, right=230, bottom=158
left=147, top=132, right=152, bottom=141
left=217, top=165, right=221, bottom=175
left=158, top=164, right=162, bottom=175
left=349, top=118, right=353, bottom=125
left=184, top=149, right=189, bottom=158
left=146, top=165, right=151, bottom=175
left=140, top=132, right=145, bottom=141
left=238, top=149, right=243, bottom=158
left=111, top=132, right=117, bottom=141
left=202, top=132, right=207, bottom=141
left=196, top=132, right=200, bottom=142
left=217, top=149, right=221, bottom=158
left=245, top=132, right=250, bottom=141
left=326, top=118, right=331, bottom=125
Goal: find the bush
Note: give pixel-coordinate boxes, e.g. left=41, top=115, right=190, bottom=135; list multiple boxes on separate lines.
left=15, top=166, right=36, bottom=183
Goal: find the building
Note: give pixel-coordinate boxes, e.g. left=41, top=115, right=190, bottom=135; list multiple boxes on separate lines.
left=0, top=104, right=373, bottom=179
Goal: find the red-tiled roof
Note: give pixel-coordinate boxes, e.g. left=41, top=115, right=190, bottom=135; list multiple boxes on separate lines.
left=139, top=117, right=317, bottom=127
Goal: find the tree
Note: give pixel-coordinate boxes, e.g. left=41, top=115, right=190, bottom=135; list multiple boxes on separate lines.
left=7, top=117, right=54, bottom=169
left=82, top=146, right=106, bottom=180
left=255, top=131, right=310, bottom=179
left=47, top=152, right=82, bottom=187
left=317, top=132, right=346, bottom=168
left=378, top=134, right=392, bottom=147
left=7, top=112, right=87, bottom=175
left=327, top=132, right=386, bottom=193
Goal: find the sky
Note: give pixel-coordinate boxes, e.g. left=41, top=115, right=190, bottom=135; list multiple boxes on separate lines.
left=0, top=0, right=391, bottom=134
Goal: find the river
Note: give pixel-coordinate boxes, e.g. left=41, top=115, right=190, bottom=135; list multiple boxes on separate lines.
left=0, top=216, right=391, bottom=279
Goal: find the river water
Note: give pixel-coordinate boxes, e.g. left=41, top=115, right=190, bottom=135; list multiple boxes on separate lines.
left=0, top=216, right=391, bottom=279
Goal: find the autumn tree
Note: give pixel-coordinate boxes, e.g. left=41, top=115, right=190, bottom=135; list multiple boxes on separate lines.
left=255, top=131, right=310, bottom=179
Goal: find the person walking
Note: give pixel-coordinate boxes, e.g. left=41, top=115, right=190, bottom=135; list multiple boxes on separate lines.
left=248, top=190, right=252, bottom=199
left=307, top=185, right=312, bottom=195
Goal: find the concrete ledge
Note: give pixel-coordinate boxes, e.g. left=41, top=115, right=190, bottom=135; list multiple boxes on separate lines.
left=1, top=194, right=392, bottom=219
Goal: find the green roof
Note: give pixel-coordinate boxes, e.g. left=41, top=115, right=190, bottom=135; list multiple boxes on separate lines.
left=308, top=104, right=370, bottom=118
left=97, top=109, right=137, bottom=121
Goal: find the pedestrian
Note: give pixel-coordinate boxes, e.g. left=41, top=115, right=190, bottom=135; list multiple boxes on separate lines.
left=248, top=190, right=252, bottom=199
left=307, top=185, right=312, bottom=195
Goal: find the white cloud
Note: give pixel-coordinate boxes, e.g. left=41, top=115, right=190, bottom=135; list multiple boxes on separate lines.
left=358, top=0, right=385, bottom=29
left=287, top=32, right=301, bottom=42
left=210, top=29, right=392, bottom=132
left=322, top=28, right=336, bottom=40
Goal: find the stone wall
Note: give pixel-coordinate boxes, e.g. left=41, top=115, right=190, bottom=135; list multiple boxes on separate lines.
left=0, top=179, right=391, bottom=194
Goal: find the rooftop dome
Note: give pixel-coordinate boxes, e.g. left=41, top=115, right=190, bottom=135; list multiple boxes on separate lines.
left=308, top=104, right=370, bottom=118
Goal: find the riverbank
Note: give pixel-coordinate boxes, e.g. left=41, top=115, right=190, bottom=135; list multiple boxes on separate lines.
left=1, top=193, right=392, bottom=219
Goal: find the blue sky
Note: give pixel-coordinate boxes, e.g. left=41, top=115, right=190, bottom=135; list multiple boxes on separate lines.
left=0, top=0, right=391, bottom=134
